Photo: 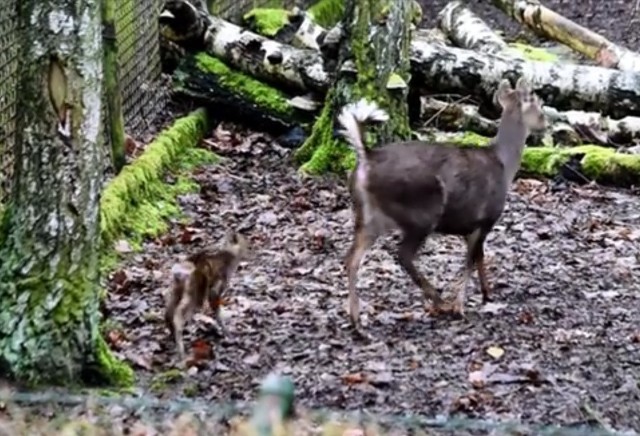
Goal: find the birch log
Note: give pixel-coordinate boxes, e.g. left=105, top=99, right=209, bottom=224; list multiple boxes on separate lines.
left=410, top=39, right=640, bottom=119
left=491, top=0, right=640, bottom=72
left=437, top=1, right=523, bottom=59
left=420, top=98, right=640, bottom=146
left=161, top=0, right=331, bottom=93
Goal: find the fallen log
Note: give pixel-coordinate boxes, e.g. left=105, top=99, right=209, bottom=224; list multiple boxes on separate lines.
left=410, top=39, right=640, bottom=119
left=491, top=0, right=640, bottom=72
left=161, top=0, right=331, bottom=93
left=420, top=98, right=640, bottom=147
left=162, top=0, right=640, bottom=119
left=173, top=53, right=315, bottom=134
left=437, top=1, right=523, bottom=59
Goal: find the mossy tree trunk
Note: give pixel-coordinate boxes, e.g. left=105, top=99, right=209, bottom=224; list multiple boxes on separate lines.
left=0, top=0, right=130, bottom=385
left=103, top=0, right=126, bottom=172
left=294, top=0, right=413, bottom=174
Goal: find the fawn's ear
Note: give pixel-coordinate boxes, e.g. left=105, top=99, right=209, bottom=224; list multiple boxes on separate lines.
left=494, top=79, right=514, bottom=108
left=515, top=76, right=532, bottom=94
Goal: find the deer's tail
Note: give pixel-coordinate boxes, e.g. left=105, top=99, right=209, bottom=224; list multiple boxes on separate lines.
left=337, top=99, right=389, bottom=185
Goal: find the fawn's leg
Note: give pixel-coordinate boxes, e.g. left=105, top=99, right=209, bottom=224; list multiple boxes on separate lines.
left=209, top=279, right=229, bottom=337
left=451, top=228, right=489, bottom=315
left=397, top=230, right=444, bottom=311
left=475, top=244, right=492, bottom=303
left=173, top=296, right=194, bottom=360
left=345, top=225, right=378, bottom=329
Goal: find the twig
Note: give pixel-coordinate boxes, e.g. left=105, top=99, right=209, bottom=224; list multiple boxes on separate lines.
left=422, top=95, right=472, bottom=128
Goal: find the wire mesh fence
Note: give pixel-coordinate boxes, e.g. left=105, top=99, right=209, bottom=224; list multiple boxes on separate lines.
left=0, top=0, right=18, bottom=207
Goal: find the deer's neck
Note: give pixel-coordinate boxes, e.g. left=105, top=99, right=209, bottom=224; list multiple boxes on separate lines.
left=492, top=112, right=528, bottom=183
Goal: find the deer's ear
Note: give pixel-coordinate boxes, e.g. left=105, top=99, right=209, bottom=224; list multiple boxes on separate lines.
left=494, top=79, right=514, bottom=108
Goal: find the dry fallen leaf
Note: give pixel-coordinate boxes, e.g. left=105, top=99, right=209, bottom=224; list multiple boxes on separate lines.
left=486, top=346, right=505, bottom=360
left=342, top=372, right=367, bottom=385
left=468, top=370, right=486, bottom=389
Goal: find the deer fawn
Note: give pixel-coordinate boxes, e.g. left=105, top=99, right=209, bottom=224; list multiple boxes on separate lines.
left=165, top=231, right=249, bottom=360
left=338, top=77, right=546, bottom=329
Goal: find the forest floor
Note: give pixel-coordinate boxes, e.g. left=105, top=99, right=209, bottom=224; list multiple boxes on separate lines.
left=102, top=124, right=640, bottom=434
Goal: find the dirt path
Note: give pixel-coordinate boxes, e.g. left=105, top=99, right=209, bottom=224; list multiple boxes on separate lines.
left=106, top=125, right=640, bottom=432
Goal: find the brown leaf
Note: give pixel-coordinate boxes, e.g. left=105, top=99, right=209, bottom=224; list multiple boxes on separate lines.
left=518, top=310, right=535, bottom=325
left=189, top=339, right=213, bottom=365
left=342, top=372, right=367, bottom=385
left=106, top=330, right=126, bottom=349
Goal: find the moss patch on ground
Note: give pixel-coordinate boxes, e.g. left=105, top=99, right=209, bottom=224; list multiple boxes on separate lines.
left=187, top=53, right=294, bottom=121
left=308, top=0, right=344, bottom=27
left=243, top=8, right=290, bottom=37
left=97, top=108, right=215, bottom=386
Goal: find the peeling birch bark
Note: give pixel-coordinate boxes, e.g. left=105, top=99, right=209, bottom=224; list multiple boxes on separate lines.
left=410, top=39, right=640, bottom=119
left=0, top=0, right=117, bottom=383
left=491, top=0, right=640, bottom=72
left=437, top=0, right=523, bottom=59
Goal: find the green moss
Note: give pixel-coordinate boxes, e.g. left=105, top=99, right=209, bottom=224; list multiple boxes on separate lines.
left=243, top=8, right=290, bottom=37
left=298, top=0, right=412, bottom=175
left=100, top=108, right=210, bottom=244
left=508, top=42, right=558, bottom=62
left=308, top=0, right=345, bottom=27
left=95, top=335, right=134, bottom=387
left=150, top=369, right=183, bottom=392
left=192, top=53, right=293, bottom=119
left=449, top=131, right=492, bottom=147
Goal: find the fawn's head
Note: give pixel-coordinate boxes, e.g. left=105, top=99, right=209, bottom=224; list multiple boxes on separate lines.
left=494, top=77, right=546, bottom=132
left=223, top=231, right=249, bottom=259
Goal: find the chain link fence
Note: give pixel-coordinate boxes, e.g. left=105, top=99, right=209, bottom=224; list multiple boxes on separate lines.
left=0, top=0, right=307, bottom=208
left=0, top=0, right=18, bottom=207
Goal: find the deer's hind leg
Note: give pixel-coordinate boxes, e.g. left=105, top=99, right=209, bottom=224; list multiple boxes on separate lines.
left=345, top=219, right=380, bottom=330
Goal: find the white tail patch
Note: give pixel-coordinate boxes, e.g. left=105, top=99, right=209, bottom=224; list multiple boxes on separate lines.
left=171, top=261, right=195, bottom=282
left=337, top=99, right=389, bottom=226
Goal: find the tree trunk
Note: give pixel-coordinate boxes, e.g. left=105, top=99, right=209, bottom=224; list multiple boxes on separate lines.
left=103, top=0, right=126, bottom=172
left=410, top=39, right=640, bottom=119
left=0, top=0, right=129, bottom=385
left=437, top=0, right=523, bottom=59
left=294, top=0, right=414, bottom=174
left=491, top=0, right=640, bottom=72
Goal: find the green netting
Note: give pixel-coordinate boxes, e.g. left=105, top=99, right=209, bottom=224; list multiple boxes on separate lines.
left=0, top=0, right=18, bottom=205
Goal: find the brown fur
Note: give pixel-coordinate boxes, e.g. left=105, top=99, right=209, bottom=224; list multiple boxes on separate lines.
left=165, top=232, right=249, bottom=359
left=339, top=78, right=546, bottom=329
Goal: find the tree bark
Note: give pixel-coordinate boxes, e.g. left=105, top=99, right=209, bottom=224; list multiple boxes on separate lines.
left=294, top=0, right=414, bottom=174
left=437, top=0, right=523, bottom=59
left=102, top=0, right=126, bottom=172
left=491, top=0, right=640, bottom=72
left=0, top=0, right=125, bottom=384
left=410, top=39, right=640, bottom=119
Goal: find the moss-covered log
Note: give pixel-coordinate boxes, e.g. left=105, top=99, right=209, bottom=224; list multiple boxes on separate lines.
left=161, top=0, right=330, bottom=93
left=295, top=0, right=413, bottom=174
left=0, top=0, right=130, bottom=385
left=491, top=0, right=640, bottom=72
left=410, top=39, right=640, bottom=119
left=172, top=53, right=314, bottom=135
left=308, top=0, right=345, bottom=28
left=437, top=1, right=524, bottom=59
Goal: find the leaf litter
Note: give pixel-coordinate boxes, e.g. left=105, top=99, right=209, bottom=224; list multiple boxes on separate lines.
left=101, top=123, right=640, bottom=433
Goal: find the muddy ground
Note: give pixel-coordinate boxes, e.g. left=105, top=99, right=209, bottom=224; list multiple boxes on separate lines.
left=103, top=124, right=640, bottom=433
